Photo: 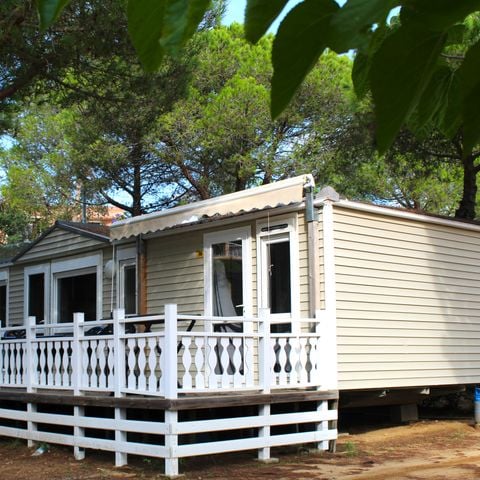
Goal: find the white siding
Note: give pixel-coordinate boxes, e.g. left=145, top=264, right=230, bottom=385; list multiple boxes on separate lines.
left=333, top=205, right=480, bottom=390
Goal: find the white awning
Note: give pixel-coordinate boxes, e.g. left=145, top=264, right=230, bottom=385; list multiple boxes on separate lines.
left=110, top=174, right=314, bottom=241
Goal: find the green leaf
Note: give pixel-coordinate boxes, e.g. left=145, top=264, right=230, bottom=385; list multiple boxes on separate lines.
left=352, top=26, right=390, bottom=99
left=271, top=0, right=339, bottom=118
left=413, top=65, right=462, bottom=139
left=401, top=0, right=480, bottom=31
left=439, top=72, right=462, bottom=139
left=37, top=0, right=72, bottom=30
left=457, top=40, right=480, bottom=155
left=415, top=65, right=454, bottom=130
left=457, top=39, right=480, bottom=97
left=330, top=0, right=400, bottom=52
left=370, top=25, right=446, bottom=152
left=127, top=0, right=166, bottom=71
left=160, top=0, right=211, bottom=56
left=445, top=23, right=466, bottom=47
left=462, top=83, right=480, bottom=156
left=245, top=0, right=289, bottom=44
left=352, top=52, right=370, bottom=99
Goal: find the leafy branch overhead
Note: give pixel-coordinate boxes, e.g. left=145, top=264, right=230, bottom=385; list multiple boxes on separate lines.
left=37, top=0, right=480, bottom=154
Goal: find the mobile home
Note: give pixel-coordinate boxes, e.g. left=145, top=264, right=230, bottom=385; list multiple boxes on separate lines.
left=0, top=175, right=479, bottom=476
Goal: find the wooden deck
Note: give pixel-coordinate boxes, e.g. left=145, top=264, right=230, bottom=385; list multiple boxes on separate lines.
left=0, top=306, right=338, bottom=477
left=0, top=387, right=338, bottom=409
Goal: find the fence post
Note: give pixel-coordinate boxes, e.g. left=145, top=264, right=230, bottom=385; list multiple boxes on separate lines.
left=26, top=316, right=36, bottom=392
left=72, top=312, right=84, bottom=395
left=258, top=308, right=271, bottom=394
left=26, top=316, right=37, bottom=448
left=113, top=308, right=127, bottom=467
left=258, top=308, right=273, bottom=463
left=164, top=304, right=179, bottom=477
left=72, top=312, right=86, bottom=461
left=113, top=308, right=126, bottom=398
left=164, top=304, right=178, bottom=400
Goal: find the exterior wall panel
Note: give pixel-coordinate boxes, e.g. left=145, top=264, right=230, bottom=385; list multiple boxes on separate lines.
left=147, top=230, right=207, bottom=315
left=18, top=230, right=106, bottom=264
left=333, top=205, right=480, bottom=391
left=8, top=266, right=23, bottom=326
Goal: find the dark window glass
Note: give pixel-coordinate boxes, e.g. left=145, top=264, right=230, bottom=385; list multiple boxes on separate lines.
left=123, top=265, right=137, bottom=315
left=58, top=272, right=97, bottom=322
left=269, top=241, right=291, bottom=314
left=28, top=273, right=45, bottom=324
left=0, top=284, right=6, bottom=327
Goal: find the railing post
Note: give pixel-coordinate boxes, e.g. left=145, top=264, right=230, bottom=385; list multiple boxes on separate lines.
left=26, top=316, right=37, bottom=448
left=26, top=316, right=36, bottom=392
left=258, top=308, right=273, bottom=462
left=72, top=312, right=84, bottom=395
left=113, top=308, right=127, bottom=467
left=164, top=304, right=178, bottom=400
left=258, top=308, right=271, bottom=394
left=72, top=312, right=86, bottom=461
left=164, top=304, right=179, bottom=477
left=113, top=308, right=126, bottom=398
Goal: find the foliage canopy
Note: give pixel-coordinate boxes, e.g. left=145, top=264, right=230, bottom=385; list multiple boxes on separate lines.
left=36, top=0, right=480, bottom=157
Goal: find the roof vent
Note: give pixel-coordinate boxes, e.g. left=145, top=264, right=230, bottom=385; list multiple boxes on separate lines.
left=316, top=186, right=340, bottom=202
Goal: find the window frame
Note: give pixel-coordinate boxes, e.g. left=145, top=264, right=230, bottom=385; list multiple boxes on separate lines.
left=51, top=253, right=103, bottom=324
left=119, top=259, right=137, bottom=316
left=204, top=226, right=252, bottom=324
left=24, top=264, right=50, bottom=325
left=116, top=246, right=137, bottom=316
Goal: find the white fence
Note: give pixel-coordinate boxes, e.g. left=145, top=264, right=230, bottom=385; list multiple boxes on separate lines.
left=0, top=305, right=330, bottom=396
left=0, top=305, right=338, bottom=477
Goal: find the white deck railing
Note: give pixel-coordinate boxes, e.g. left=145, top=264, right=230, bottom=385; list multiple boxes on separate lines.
left=0, top=305, right=329, bottom=397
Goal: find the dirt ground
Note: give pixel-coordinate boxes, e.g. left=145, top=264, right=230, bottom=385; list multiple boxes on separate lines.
left=1, top=420, right=480, bottom=479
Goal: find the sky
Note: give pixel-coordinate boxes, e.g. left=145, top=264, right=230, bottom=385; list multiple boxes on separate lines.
left=222, top=0, right=302, bottom=29
left=222, top=0, right=347, bottom=29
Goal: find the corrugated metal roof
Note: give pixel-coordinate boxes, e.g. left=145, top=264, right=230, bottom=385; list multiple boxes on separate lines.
left=56, top=221, right=110, bottom=239
left=111, top=175, right=314, bottom=241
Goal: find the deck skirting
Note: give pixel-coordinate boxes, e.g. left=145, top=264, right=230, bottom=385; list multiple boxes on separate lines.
left=0, top=389, right=338, bottom=477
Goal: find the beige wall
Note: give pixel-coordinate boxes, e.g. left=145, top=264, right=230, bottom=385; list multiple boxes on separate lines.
left=333, top=205, right=480, bottom=391
left=145, top=211, right=311, bottom=318
left=147, top=229, right=206, bottom=315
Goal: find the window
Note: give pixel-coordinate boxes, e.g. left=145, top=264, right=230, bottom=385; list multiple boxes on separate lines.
left=204, top=227, right=252, bottom=319
left=116, top=246, right=137, bottom=316
left=212, top=240, right=243, bottom=316
left=29, top=273, right=45, bottom=322
left=267, top=237, right=291, bottom=314
left=120, top=261, right=137, bottom=315
left=25, top=265, right=50, bottom=325
left=57, top=271, right=97, bottom=322
left=52, top=254, right=102, bottom=324
left=0, top=280, right=6, bottom=327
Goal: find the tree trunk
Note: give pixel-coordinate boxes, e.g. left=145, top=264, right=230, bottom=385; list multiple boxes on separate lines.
left=131, top=145, right=143, bottom=217
left=455, top=154, right=477, bottom=220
